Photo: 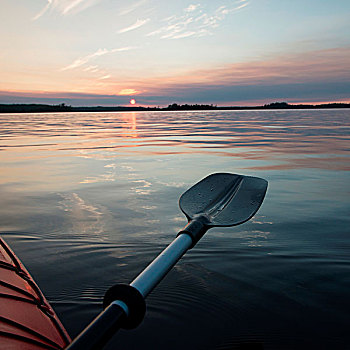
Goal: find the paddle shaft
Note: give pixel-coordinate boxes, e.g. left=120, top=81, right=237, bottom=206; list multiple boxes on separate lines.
left=67, top=232, right=194, bottom=349
left=66, top=302, right=126, bottom=350
left=67, top=173, right=268, bottom=349
left=131, top=233, right=192, bottom=297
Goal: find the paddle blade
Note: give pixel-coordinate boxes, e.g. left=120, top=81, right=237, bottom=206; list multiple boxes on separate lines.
left=179, top=173, right=267, bottom=227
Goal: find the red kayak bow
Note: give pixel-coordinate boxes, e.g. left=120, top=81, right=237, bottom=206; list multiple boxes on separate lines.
left=0, top=238, right=71, bottom=350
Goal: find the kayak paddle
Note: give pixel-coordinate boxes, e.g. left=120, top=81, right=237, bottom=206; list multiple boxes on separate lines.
left=67, top=172, right=268, bottom=349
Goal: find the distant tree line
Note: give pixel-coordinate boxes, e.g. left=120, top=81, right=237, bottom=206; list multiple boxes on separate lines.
left=262, top=102, right=350, bottom=109
left=0, top=101, right=349, bottom=113
left=0, top=103, right=73, bottom=113
left=0, top=104, right=152, bottom=113
left=166, top=103, right=217, bottom=110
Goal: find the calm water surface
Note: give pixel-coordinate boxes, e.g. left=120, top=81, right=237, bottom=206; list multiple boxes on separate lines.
left=0, top=110, right=349, bottom=349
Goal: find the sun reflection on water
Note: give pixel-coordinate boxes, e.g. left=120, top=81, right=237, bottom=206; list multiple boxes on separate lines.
left=0, top=110, right=349, bottom=194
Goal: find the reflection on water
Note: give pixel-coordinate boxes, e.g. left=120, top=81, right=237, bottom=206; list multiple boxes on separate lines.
left=1, top=110, right=349, bottom=170
left=0, top=110, right=349, bottom=349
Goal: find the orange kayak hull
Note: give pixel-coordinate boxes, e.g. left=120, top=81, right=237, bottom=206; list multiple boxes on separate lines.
left=0, top=237, right=71, bottom=349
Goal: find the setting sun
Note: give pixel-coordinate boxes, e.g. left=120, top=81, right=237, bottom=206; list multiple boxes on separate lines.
left=130, top=99, right=136, bottom=105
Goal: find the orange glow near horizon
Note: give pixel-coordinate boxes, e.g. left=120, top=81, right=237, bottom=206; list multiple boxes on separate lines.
left=1, top=48, right=349, bottom=106
left=130, top=99, right=136, bottom=105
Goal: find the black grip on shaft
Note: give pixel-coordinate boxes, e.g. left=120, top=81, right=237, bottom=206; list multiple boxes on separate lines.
left=177, top=218, right=208, bottom=248
left=66, top=303, right=126, bottom=350
left=68, top=284, right=146, bottom=349
left=104, top=283, right=146, bottom=329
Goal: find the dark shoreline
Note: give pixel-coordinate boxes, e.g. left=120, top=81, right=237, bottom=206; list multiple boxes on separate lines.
left=0, top=102, right=349, bottom=113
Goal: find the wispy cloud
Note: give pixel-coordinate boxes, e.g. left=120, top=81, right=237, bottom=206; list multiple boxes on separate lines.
left=32, top=0, right=53, bottom=21
left=83, top=65, right=99, bottom=72
left=62, top=48, right=108, bottom=70
left=117, top=18, right=150, bottom=34
left=185, top=4, right=201, bottom=13
left=61, top=47, right=135, bottom=71
left=62, top=0, right=87, bottom=14
left=32, top=0, right=102, bottom=20
left=146, top=0, right=249, bottom=40
left=119, top=0, right=148, bottom=16
left=118, top=89, right=141, bottom=95
left=98, top=75, right=111, bottom=80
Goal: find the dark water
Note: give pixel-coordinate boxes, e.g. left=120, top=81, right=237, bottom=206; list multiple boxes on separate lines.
left=0, top=110, right=349, bottom=349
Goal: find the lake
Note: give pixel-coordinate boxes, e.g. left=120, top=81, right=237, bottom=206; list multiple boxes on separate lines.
left=0, top=109, right=349, bottom=349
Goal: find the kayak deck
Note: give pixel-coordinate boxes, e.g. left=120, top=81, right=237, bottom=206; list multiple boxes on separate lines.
left=0, top=237, right=71, bottom=349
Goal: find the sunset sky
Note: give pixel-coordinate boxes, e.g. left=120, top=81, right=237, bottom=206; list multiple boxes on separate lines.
left=1, top=0, right=350, bottom=106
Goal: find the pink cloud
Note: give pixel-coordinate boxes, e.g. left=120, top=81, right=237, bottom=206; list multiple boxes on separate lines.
left=1, top=48, right=349, bottom=106
left=130, top=47, right=350, bottom=94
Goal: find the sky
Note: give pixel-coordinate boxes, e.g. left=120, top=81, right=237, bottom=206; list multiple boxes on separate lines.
left=1, top=0, right=350, bottom=106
